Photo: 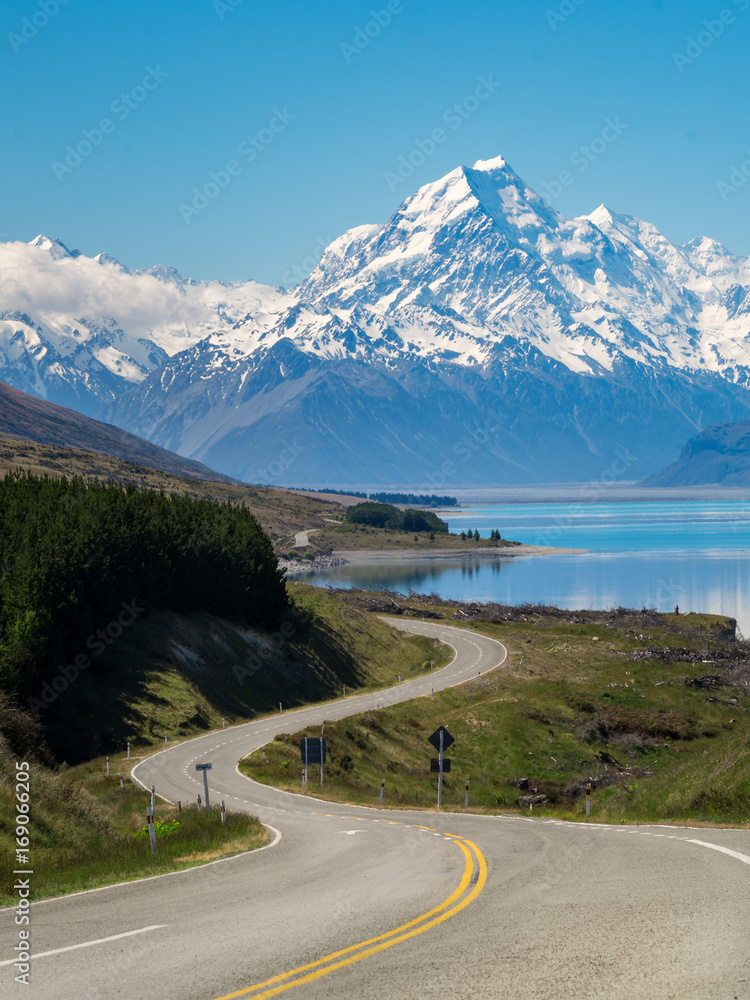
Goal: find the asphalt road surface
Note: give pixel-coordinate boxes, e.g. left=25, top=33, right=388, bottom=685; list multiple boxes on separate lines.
left=3, top=620, right=750, bottom=1000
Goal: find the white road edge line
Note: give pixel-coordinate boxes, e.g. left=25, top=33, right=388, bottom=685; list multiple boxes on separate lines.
left=20, top=826, right=282, bottom=909
left=0, top=925, right=167, bottom=965
left=686, top=839, right=750, bottom=866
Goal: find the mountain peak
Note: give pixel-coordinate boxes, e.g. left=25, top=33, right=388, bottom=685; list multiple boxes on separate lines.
left=471, top=154, right=509, bottom=173
left=95, top=251, right=131, bottom=273
left=586, top=204, right=616, bottom=226
left=147, top=263, right=186, bottom=284
left=28, top=235, right=80, bottom=259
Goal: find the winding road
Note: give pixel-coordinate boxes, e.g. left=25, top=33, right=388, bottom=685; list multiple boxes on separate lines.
left=4, top=620, right=750, bottom=1000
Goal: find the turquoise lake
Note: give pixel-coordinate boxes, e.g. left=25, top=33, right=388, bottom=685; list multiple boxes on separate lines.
left=292, top=500, right=750, bottom=635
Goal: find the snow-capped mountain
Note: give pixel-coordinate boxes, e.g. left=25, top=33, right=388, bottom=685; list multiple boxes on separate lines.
left=3, top=155, right=750, bottom=484
left=0, top=236, right=286, bottom=415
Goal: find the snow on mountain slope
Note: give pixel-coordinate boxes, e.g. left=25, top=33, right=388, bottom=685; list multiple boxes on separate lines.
left=0, top=236, right=289, bottom=413
left=300, top=155, right=750, bottom=383
left=4, top=155, right=750, bottom=483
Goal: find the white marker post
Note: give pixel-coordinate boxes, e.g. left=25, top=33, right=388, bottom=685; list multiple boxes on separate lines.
left=465, top=779, right=470, bottom=808
left=151, top=785, right=155, bottom=813
left=221, top=800, right=226, bottom=825
left=222, top=718, right=225, bottom=729
left=380, top=778, right=385, bottom=805
left=586, top=782, right=591, bottom=817
left=106, top=756, right=110, bottom=776
left=197, top=794, right=202, bottom=814
left=279, top=703, right=282, bottom=715
left=164, top=732, right=167, bottom=744
left=147, top=807, right=156, bottom=854
left=303, top=737, right=309, bottom=788
left=127, top=741, right=130, bottom=759
left=119, top=774, right=124, bottom=790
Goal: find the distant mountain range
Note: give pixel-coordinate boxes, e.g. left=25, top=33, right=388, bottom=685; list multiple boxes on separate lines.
left=642, top=420, right=750, bottom=487
left=0, top=380, right=237, bottom=483
left=2, top=156, right=750, bottom=485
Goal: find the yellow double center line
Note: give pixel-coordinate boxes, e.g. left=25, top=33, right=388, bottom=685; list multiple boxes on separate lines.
left=211, top=831, right=487, bottom=1000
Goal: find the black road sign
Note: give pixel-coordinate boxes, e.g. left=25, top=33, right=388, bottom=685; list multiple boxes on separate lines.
left=428, top=726, right=455, bottom=751
left=300, top=738, right=327, bottom=764
left=430, top=758, right=451, bottom=773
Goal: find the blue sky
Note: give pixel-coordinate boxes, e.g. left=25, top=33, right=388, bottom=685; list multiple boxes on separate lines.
left=2, top=0, right=750, bottom=285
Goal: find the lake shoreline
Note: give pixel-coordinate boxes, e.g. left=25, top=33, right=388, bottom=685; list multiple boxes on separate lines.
left=281, top=543, right=587, bottom=575
left=335, top=543, right=587, bottom=564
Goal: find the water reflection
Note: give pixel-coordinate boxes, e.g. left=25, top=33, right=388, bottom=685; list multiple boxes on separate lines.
left=296, top=557, right=515, bottom=594
left=294, top=549, right=750, bottom=635
left=290, top=501, right=750, bottom=635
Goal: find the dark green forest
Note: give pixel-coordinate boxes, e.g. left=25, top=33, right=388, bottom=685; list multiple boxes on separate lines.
left=345, top=502, right=448, bottom=533
left=0, top=472, right=287, bottom=707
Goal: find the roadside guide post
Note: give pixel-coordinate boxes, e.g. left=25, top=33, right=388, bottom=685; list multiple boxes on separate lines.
left=195, top=763, right=212, bottom=811
left=106, top=756, right=110, bottom=776
left=380, top=778, right=385, bottom=804
left=147, top=806, right=156, bottom=853
left=221, top=800, right=226, bottom=825
left=586, top=781, right=591, bottom=817
left=465, top=779, right=470, bottom=808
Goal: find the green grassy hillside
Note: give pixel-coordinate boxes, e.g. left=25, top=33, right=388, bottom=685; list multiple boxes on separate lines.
left=0, top=584, right=450, bottom=902
left=0, top=754, right=266, bottom=904
left=0, top=436, right=345, bottom=544
left=31, top=583, right=450, bottom=763
left=241, top=606, right=750, bottom=826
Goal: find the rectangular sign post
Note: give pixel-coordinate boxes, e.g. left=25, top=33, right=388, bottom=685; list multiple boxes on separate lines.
left=300, top=738, right=326, bottom=786
left=438, top=729, right=443, bottom=808
left=428, top=726, right=455, bottom=809
left=195, top=763, right=212, bottom=811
